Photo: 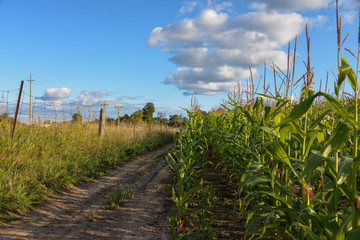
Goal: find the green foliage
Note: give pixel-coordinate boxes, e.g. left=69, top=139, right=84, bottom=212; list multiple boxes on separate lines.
left=130, top=110, right=143, bottom=124
left=168, top=114, right=186, bottom=127
left=0, top=122, right=174, bottom=220
left=0, top=113, right=13, bottom=123
left=104, top=186, right=134, bottom=209
left=167, top=56, right=360, bottom=239
left=121, top=113, right=130, bottom=123
left=142, top=102, right=155, bottom=122
left=72, top=113, right=82, bottom=123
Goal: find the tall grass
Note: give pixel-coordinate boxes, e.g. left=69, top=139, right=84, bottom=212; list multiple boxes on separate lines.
left=0, top=122, right=174, bottom=220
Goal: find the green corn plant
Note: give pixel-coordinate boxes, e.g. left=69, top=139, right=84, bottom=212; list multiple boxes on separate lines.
left=166, top=110, right=212, bottom=237
left=167, top=53, right=360, bottom=239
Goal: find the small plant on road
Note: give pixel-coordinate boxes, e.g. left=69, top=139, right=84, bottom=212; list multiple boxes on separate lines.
left=104, top=186, right=134, bottom=209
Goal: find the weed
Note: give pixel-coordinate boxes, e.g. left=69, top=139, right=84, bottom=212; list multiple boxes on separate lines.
left=104, top=186, right=134, bottom=210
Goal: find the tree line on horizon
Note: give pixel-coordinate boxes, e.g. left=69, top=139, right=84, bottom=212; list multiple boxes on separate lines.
left=70, top=102, right=187, bottom=127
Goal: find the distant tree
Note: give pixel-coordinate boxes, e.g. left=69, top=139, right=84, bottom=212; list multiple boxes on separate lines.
left=157, top=112, right=166, bottom=124
left=72, top=113, right=82, bottom=123
left=0, top=113, right=13, bottom=123
left=142, top=102, right=155, bottom=122
left=130, top=110, right=143, bottom=124
left=106, top=117, right=116, bottom=126
left=169, top=114, right=179, bottom=127
left=121, top=114, right=130, bottom=123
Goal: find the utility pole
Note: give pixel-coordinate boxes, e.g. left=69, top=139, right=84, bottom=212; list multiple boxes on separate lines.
left=101, top=101, right=109, bottom=125
left=115, top=105, right=122, bottom=126
left=28, top=74, right=34, bottom=125
left=102, top=100, right=109, bottom=112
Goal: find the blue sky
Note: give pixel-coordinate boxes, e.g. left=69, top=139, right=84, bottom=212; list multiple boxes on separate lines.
left=0, top=0, right=359, bottom=121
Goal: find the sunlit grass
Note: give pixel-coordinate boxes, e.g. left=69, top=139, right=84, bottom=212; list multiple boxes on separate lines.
left=0, top=121, right=174, bottom=219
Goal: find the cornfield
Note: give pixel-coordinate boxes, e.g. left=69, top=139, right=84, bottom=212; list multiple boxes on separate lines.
left=167, top=9, right=360, bottom=240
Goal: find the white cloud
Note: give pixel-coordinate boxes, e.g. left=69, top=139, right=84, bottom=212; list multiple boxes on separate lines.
left=197, top=9, right=228, bottom=29
left=340, top=0, right=360, bottom=8
left=232, top=11, right=305, bottom=45
left=76, top=90, right=118, bottom=107
left=338, top=0, right=360, bottom=25
left=146, top=19, right=200, bottom=47
left=80, top=90, right=108, bottom=97
left=342, top=10, right=358, bottom=24
left=78, top=94, right=101, bottom=106
left=39, top=88, right=71, bottom=101
left=147, top=6, right=321, bottom=95
left=249, top=0, right=331, bottom=11
left=214, top=1, right=233, bottom=11
left=117, top=96, right=144, bottom=101
left=180, top=1, right=198, bottom=14
left=306, top=15, right=328, bottom=27
left=165, top=66, right=253, bottom=95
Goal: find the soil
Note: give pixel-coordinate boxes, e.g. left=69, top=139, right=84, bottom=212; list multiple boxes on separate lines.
left=0, top=144, right=174, bottom=240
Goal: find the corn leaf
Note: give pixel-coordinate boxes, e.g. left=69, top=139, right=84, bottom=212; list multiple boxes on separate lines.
left=258, top=191, right=292, bottom=208
left=347, top=229, right=360, bottom=240
left=325, top=157, right=338, bottom=182
left=278, top=94, right=317, bottom=126
left=338, top=156, right=352, bottom=185
left=346, top=155, right=360, bottom=195
left=301, top=154, right=325, bottom=178
left=268, top=101, right=289, bottom=120
left=260, top=126, right=279, bottom=138
left=339, top=56, right=358, bottom=92
left=322, top=122, right=351, bottom=157
left=265, top=142, right=297, bottom=176
left=321, top=93, right=356, bottom=126
left=253, top=96, right=264, bottom=112
left=256, top=93, right=286, bottom=102
left=239, top=175, right=270, bottom=194
left=292, top=222, right=320, bottom=240
left=290, top=121, right=305, bottom=138
left=304, top=129, right=324, bottom=158
left=264, top=106, right=271, bottom=120
left=279, top=124, right=292, bottom=143
left=310, top=108, right=333, bottom=129
left=335, top=82, right=340, bottom=98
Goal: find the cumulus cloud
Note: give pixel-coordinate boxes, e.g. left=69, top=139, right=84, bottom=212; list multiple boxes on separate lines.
left=306, top=15, right=328, bottom=27
left=75, top=90, right=118, bottom=107
left=342, top=10, right=357, bottom=24
left=340, top=0, right=360, bottom=8
left=78, top=94, right=102, bottom=106
left=249, top=0, right=332, bottom=11
left=117, top=96, right=144, bottom=101
left=180, top=1, right=198, bottom=14
left=147, top=5, right=325, bottom=95
left=80, top=90, right=108, bottom=97
left=38, top=88, right=71, bottom=101
left=165, top=66, right=253, bottom=95
left=214, top=2, right=233, bottom=11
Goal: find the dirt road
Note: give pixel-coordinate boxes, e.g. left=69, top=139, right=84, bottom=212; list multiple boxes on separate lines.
left=0, top=144, right=174, bottom=239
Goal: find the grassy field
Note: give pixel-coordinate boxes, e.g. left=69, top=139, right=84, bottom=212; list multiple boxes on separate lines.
left=0, top=121, right=174, bottom=220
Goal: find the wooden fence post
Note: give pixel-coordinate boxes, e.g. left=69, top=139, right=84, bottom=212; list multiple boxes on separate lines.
left=98, top=108, right=105, bottom=137
left=11, top=80, right=24, bottom=141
